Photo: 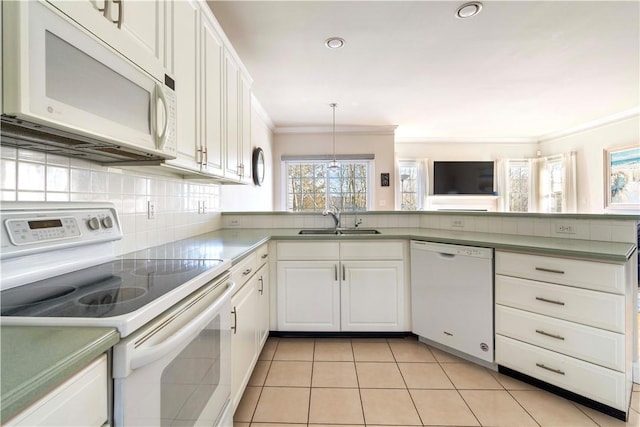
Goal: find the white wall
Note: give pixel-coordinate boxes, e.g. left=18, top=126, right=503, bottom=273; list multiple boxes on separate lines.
left=539, top=115, right=640, bottom=213
left=221, top=102, right=275, bottom=211
left=273, top=130, right=396, bottom=210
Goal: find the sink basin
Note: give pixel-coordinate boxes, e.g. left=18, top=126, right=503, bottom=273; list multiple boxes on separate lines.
left=298, top=229, right=380, bottom=235
left=338, top=229, right=381, bottom=235
left=298, top=229, right=340, bottom=235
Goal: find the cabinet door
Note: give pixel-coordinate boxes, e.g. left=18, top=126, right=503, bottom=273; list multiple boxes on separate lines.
left=341, top=261, right=405, bottom=331
left=239, top=74, right=252, bottom=183
left=47, top=0, right=165, bottom=80
left=117, top=1, right=164, bottom=66
left=277, top=261, right=340, bottom=331
left=168, top=0, right=201, bottom=171
left=224, top=51, right=241, bottom=179
left=200, top=9, right=225, bottom=176
left=231, top=276, right=259, bottom=409
left=257, top=263, right=270, bottom=348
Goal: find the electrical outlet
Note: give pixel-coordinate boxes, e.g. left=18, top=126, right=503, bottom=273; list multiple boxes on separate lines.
left=147, top=201, right=156, bottom=219
left=228, top=219, right=241, bottom=227
left=555, top=223, right=576, bottom=234
left=451, top=219, right=465, bottom=228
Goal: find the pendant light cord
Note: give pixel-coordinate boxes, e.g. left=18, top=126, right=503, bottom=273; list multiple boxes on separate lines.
left=330, top=103, right=337, bottom=166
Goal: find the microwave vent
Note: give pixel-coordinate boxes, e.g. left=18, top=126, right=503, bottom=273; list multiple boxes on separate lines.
left=0, top=116, right=166, bottom=164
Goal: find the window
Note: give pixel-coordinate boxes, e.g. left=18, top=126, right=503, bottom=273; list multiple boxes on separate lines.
left=507, top=160, right=530, bottom=212
left=541, top=156, right=564, bottom=213
left=284, top=159, right=371, bottom=212
left=398, top=160, right=424, bottom=210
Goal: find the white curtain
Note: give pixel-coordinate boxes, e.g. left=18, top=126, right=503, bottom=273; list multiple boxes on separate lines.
left=561, top=151, right=578, bottom=213
left=496, top=158, right=509, bottom=212
left=418, top=158, right=429, bottom=211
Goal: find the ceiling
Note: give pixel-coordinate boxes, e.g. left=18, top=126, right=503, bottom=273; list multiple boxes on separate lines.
left=208, top=1, right=639, bottom=141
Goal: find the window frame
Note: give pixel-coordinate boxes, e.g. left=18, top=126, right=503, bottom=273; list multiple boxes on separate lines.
left=281, top=158, right=373, bottom=212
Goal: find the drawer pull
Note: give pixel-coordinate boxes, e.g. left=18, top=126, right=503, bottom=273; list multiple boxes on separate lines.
left=443, top=331, right=453, bottom=336
left=535, top=267, right=565, bottom=275
left=242, top=268, right=253, bottom=276
left=335, top=264, right=338, bottom=281
left=535, top=329, right=565, bottom=341
left=261, top=253, right=269, bottom=259
left=535, top=297, right=565, bottom=306
left=536, top=363, right=565, bottom=375
left=258, top=277, right=264, bottom=295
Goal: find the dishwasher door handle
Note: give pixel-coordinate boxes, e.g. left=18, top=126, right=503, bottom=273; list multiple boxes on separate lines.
left=437, top=252, right=456, bottom=259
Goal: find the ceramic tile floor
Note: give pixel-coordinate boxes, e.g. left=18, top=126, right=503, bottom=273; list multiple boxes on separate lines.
left=234, top=337, right=640, bottom=427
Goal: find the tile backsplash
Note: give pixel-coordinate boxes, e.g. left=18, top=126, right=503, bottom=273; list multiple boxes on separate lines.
left=1, top=147, right=222, bottom=255
left=222, top=212, right=638, bottom=244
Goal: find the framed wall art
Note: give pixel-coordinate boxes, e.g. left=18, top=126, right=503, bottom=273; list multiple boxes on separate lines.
left=604, top=144, right=640, bottom=210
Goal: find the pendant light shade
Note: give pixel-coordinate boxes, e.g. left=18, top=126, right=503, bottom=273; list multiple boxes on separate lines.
left=328, top=103, right=340, bottom=170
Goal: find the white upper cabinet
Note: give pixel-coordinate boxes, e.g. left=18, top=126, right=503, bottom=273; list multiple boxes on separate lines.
left=224, top=50, right=253, bottom=183
left=169, top=0, right=200, bottom=172
left=200, top=10, right=225, bottom=176
left=46, top=0, right=167, bottom=82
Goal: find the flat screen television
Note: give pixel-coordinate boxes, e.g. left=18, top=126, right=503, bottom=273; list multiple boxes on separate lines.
left=433, top=161, right=495, bottom=195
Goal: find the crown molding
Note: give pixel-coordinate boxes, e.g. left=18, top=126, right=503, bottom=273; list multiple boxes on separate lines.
left=538, top=107, right=640, bottom=143
left=274, top=125, right=398, bottom=135
left=394, top=136, right=538, bottom=144
left=251, top=94, right=275, bottom=131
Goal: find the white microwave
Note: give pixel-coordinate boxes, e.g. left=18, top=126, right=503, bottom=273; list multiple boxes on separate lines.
left=1, top=1, right=177, bottom=163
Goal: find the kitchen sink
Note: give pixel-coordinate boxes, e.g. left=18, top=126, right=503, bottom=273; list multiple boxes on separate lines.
left=337, top=229, right=381, bottom=235
left=298, top=229, right=340, bottom=235
left=298, top=229, right=380, bottom=235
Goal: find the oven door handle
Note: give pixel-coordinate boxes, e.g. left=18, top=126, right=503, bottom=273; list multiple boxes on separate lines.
left=129, top=281, right=236, bottom=371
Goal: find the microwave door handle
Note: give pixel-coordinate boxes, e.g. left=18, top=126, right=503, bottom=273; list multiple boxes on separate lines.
left=129, top=281, right=236, bottom=371
left=154, top=83, right=169, bottom=149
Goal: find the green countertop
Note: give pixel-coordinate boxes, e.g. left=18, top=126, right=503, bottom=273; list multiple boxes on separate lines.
left=130, top=227, right=636, bottom=263
left=0, top=326, right=119, bottom=424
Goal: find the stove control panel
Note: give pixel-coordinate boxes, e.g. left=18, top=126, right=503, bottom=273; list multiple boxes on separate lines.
left=1, top=203, right=122, bottom=259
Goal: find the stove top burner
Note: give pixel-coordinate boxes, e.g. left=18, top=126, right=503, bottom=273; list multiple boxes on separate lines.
left=1, top=258, right=225, bottom=318
left=78, top=287, right=147, bottom=306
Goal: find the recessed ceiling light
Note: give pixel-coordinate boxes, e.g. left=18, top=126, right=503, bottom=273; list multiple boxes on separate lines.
left=325, top=37, right=345, bottom=49
left=455, top=2, right=483, bottom=19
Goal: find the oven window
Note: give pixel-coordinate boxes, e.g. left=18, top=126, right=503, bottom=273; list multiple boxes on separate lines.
left=160, top=315, right=222, bottom=426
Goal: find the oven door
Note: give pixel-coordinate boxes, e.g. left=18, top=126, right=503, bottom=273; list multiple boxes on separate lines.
left=112, top=276, right=235, bottom=427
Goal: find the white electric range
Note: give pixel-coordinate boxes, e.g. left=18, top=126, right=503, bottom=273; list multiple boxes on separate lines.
left=1, top=202, right=234, bottom=427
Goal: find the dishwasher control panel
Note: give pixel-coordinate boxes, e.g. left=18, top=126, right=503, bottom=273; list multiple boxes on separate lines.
left=410, top=240, right=493, bottom=259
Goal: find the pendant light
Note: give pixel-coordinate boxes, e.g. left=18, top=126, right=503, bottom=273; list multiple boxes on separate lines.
left=328, top=103, right=340, bottom=170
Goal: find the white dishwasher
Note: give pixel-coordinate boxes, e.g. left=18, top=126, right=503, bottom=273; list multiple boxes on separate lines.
left=410, top=240, right=494, bottom=363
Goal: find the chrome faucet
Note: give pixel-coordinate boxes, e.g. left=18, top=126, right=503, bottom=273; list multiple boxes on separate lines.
left=323, top=206, right=341, bottom=229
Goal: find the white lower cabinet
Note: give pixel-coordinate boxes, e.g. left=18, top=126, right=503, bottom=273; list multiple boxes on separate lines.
left=230, top=273, right=258, bottom=409
left=277, top=261, right=340, bottom=331
left=341, top=260, right=404, bottom=331
left=230, top=244, right=270, bottom=411
left=495, top=250, right=634, bottom=417
left=6, top=355, right=108, bottom=427
left=276, top=241, right=407, bottom=332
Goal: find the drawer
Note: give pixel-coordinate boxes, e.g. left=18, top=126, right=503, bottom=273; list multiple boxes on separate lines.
left=277, top=241, right=339, bottom=260
left=256, top=244, right=269, bottom=266
left=495, top=335, right=628, bottom=411
left=496, top=251, right=625, bottom=294
left=340, top=241, right=404, bottom=260
left=495, top=275, right=624, bottom=333
left=496, top=305, right=625, bottom=371
left=231, top=252, right=257, bottom=290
